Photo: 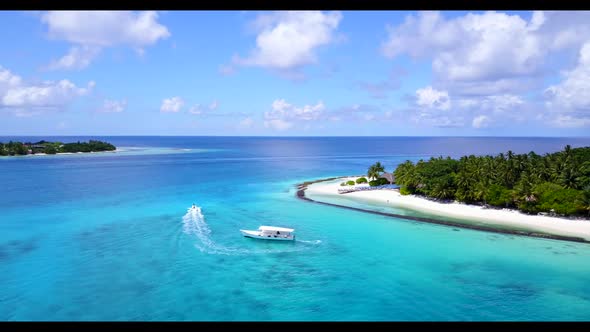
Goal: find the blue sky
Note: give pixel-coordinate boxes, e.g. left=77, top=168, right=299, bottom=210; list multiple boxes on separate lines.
left=0, top=10, right=589, bottom=136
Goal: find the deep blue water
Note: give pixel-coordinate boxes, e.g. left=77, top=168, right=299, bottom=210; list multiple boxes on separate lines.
left=1, top=136, right=590, bottom=321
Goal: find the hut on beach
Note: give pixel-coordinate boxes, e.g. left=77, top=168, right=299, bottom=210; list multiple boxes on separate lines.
left=380, top=172, right=395, bottom=184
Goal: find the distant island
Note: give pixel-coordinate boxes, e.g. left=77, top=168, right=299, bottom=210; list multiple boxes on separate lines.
left=299, top=145, right=590, bottom=243
left=391, top=145, right=590, bottom=218
left=0, top=140, right=116, bottom=156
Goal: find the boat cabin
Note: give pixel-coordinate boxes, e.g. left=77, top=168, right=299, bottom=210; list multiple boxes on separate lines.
left=258, top=226, right=294, bottom=239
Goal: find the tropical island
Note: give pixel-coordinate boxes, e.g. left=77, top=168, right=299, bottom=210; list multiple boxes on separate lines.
left=0, top=140, right=116, bottom=156
left=299, top=145, right=590, bottom=243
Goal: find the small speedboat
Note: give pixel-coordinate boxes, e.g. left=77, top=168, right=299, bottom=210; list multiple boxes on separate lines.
left=240, top=226, right=295, bottom=241
left=188, top=204, right=200, bottom=213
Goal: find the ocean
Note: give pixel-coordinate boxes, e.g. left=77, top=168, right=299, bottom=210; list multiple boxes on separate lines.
left=1, top=136, right=590, bottom=321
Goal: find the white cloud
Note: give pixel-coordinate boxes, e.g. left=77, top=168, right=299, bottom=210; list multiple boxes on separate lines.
left=0, top=66, right=23, bottom=91
left=552, top=115, right=590, bottom=128
left=41, top=11, right=170, bottom=70
left=160, top=96, right=184, bottom=113
left=379, top=11, right=590, bottom=102
left=188, top=100, right=219, bottom=115
left=409, top=86, right=466, bottom=127
left=233, top=11, right=342, bottom=71
left=472, top=115, right=492, bottom=128
left=294, top=102, right=325, bottom=120
left=2, top=80, right=93, bottom=107
left=412, top=88, right=528, bottom=128
left=46, top=45, right=101, bottom=70
left=382, top=11, right=590, bottom=129
left=0, top=65, right=94, bottom=116
left=100, top=99, right=127, bottom=113
left=41, top=11, right=170, bottom=48
left=266, top=99, right=325, bottom=121
left=271, top=99, right=292, bottom=112
left=381, top=11, right=590, bottom=98
left=442, top=78, right=540, bottom=97
left=415, top=86, right=450, bottom=110
left=0, top=65, right=93, bottom=112
left=263, top=99, right=326, bottom=130
left=544, top=42, right=590, bottom=127
left=382, top=11, right=545, bottom=84
left=264, top=119, right=293, bottom=131
left=528, top=11, right=546, bottom=32
left=535, top=11, right=590, bottom=51
left=457, top=94, right=525, bottom=117
left=484, top=95, right=524, bottom=113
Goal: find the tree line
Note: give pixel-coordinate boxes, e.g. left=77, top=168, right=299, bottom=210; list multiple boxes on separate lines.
left=386, top=145, right=590, bottom=217
left=0, top=140, right=116, bottom=156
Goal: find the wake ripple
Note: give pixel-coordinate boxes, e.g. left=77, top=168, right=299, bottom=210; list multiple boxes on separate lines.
left=182, top=206, right=321, bottom=255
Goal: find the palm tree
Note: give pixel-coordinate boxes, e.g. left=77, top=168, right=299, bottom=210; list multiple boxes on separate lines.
left=559, top=166, right=580, bottom=189
left=474, top=178, right=491, bottom=205
left=514, top=171, right=535, bottom=204
left=368, top=161, right=385, bottom=180
left=576, top=188, right=590, bottom=217
left=577, top=161, right=590, bottom=189
left=502, top=150, right=520, bottom=188
left=374, top=161, right=385, bottom=174
left=394, top=161, right=415, bottom=187
left=563, top=144, right=573, bottom=162
left=550, top=145, right=579, bottom=189
left=367, top=165, right=378, bottom=181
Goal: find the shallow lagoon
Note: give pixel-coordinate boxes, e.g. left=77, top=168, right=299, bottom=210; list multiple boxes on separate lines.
left=1, top=136, right=590, bottom=321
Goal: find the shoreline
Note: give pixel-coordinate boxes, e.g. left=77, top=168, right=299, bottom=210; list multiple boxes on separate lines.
left=28, top=149, right=119, bottom=156
left=296, top=176, right=590, bottom=244
left=1, top=147, right=201, bottom=158
left=1, top=148, right=120, bottom=157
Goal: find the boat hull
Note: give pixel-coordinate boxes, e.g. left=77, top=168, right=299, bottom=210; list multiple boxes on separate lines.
left=240, top=230, right=295, bottom=241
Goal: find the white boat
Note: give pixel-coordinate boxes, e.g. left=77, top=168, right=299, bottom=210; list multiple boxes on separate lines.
left=240, top=226, right=295, bottom=241
left=188, top=204, right=200, bottom=213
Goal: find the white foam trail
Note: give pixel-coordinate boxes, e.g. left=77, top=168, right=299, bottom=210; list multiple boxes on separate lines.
left=297, top=240, right=322, bottom=244
left=182, top=206, right=320, bottom=255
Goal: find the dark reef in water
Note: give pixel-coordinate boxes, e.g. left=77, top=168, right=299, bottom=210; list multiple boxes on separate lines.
left=295, top=177, right=589, bottom=245
left=0, top=238, right=39, bottom=262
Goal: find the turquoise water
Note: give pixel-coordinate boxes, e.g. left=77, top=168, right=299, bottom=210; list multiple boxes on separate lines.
left=1, top=136, right=590, bottom=321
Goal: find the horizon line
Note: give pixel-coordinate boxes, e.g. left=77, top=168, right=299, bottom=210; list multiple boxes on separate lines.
left=2, top=135, right=590, bottom=139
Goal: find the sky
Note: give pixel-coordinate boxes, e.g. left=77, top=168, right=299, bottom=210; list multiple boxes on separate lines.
left=0, top=10, right=589, bottom=136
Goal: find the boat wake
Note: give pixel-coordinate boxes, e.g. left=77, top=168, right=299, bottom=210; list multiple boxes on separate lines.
left=182, top=206, right=321, bottom=255
left=296, top=239, right=322, bottom=244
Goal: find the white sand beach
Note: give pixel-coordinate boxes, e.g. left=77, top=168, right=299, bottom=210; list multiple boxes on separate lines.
left=21, top=149, right=121, bottom=157
left=305, top=177, right=590, bottom=241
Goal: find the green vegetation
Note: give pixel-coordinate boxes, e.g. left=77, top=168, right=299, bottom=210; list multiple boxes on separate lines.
left=399, top=186, right=412, bottom=195
left=347, top=180, right=356, bottom=186
left=367, top=161, right=385, bottom=180
left=340, top=182, right=346, bottom=186
left=61, top=140, right=116, bottom=153
left=369, top=178, right=389, bottom=187
left=392, top=145, right=590, bottom=217
left=367, top=162, right=394, bottom=186
left=356, top=177, right=368, bottom=184
left=0, top=140, right=116, bottom=156
left=0, top=141, right=28, bottom=156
